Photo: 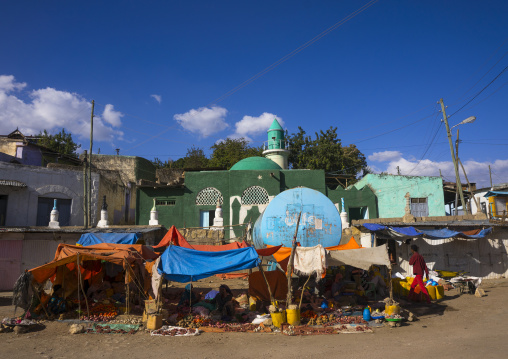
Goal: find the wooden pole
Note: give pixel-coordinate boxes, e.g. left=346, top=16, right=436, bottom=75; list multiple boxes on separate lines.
left=77, top=254, right=81, bottom=319
left=298, top=276, right=312, bottom=309
left=88, top=100, right=94, bottom=227
left=459, top=158, right=479, bottom=213
left=286, top=212, right=302, bottom=306
left=257, top=264, right=275, bottom=306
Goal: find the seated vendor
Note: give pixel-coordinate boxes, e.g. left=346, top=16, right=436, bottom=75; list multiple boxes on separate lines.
left=331, top=273, right=356, bottom=301
left=364, top=270, right=388, bottom=298
left=47, top=285, right=67, bottom=316
left=178, top=284, right=199, bottom=306
left=210, top=284, right=234, bottom=320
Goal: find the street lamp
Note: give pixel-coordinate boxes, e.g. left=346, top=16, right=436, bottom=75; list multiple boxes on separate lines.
left=439, top=99, right=476, bottom=215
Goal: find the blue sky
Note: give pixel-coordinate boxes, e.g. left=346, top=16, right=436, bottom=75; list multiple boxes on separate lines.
left=1, top=0, right=507, bottom=187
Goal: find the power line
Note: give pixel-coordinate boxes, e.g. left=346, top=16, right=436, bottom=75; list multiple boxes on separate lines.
left=448, top=63, right=508, bottom=119
left=206, top=0, right=380, bottom=106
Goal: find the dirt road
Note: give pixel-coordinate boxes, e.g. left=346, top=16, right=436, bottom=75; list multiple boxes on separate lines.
left=2, top=279, right=508, bottom=359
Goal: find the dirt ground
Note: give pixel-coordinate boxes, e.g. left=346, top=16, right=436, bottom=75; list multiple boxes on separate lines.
left=2, top=278, right=508, bottom=359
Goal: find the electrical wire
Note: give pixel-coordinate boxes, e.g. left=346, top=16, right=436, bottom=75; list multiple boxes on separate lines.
left=206, top=0, right=380, bottom=106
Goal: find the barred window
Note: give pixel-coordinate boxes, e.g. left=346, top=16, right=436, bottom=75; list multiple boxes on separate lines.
left=241, top=186, right=269, bottom=205
left=196, top=187, right=223, bottom=206
left=156, top=199, right=176, bottom=206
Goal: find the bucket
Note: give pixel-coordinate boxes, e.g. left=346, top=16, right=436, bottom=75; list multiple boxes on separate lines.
left=426, top=285, right=437, bottom=301
left=270, top=311, right=286, bottom=328
left=435, top=285, right=444, bottom=300
left=385, top=304, right=400, bottom=315
left=286, top=309, right=301, bottom=325
left=146, top=314, right=162, bottom=330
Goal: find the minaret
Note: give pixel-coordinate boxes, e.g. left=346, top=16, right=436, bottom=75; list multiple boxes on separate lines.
left=262, top=118, right=290, bottom=169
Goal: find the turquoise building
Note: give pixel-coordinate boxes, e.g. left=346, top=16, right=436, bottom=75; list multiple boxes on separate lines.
left=136, top=119, right=378, bottom=238
left=352, top=174, right=446, bottom=218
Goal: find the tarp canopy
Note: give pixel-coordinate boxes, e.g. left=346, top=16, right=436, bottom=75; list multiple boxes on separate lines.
left=77, top=232, right=141, bottom=246
left=157, top=245, right=261, bottom=283
left=484, top=191, right=508, bottom=198
left=417, top=227, right=493, bottom=239
left=153, top=226, right=190, bottom=249
left=154, top=225, right=281, bottom=256
left=29, top=243, right=158, bottom=283
left=326, top=244, right=391, bottom=271
left=362, top=223, right=423, bottom=240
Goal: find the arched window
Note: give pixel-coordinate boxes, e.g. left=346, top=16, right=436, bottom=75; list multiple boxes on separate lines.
left=241, top=186, right=269, bottom=205
left=195, top=187, right=223, bottom=206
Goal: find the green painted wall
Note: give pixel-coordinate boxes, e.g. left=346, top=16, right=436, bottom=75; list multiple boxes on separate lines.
left=136, top=168, right=378, bottom=238
left=327, top=186, right=378, bottom=219
left=352, top=174, right=445, bottom=218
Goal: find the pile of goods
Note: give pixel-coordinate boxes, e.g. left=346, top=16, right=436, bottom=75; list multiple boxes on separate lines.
left=86, top=324, right=137, bottom=335
left=81, top=303, right=119, bottom=322
left=306, top=313, right=367, bottom=326
left=151, top=326, right=200, bottom=337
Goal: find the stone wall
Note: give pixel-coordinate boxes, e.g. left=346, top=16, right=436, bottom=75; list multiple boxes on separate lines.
left=179, top=227, right=225, bottom=245
left=0, top=162, right=99, bottom=226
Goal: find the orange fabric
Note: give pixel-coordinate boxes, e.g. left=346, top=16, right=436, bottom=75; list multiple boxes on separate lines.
left=192, top=241, right=249, bottom=252
left=267, top=237, right=362, bottom=271
left=325, top=237, right=362, bottom=251
left=29, top=243, right=157, bottom=284
left=153, top=226, right=192, bottom=248
left=461, top=229, right=482, bottom=236
left=249, top=270, right=288, bottom=301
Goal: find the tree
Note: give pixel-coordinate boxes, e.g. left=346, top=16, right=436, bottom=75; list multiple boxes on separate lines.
left=286, top=126, right=367, bottom=175
left=209, top=138, right=263, bottom=169
left=37, top=129, right=81, bottom=157
left=181, top=146, right=209, bottom=168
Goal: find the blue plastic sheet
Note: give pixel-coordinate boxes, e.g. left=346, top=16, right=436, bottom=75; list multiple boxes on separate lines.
left=77, top=233, right=141, bottom=246
left=157, top=245, right=261, bottom=283
left=417, top=227, right=492, bottom=239
left=362, top=223, right=422, bottom=239
left=484, top=191, right=508, bottom=198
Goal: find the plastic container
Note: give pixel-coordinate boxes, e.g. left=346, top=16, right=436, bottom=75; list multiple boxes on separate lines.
left=270, top=311, right=286, bottom=328
left=286, top=309, right=301, bottom=326
left=249, top=297, right=257, bottom=311
left=363, top=307, right=372, bottom=321
left=426, top=285, right=437, bottom=301
left=435, top=285, right=444, bottom=300
left=146, top=314, right=162, bottom=330
left=385, top=304, right=400, bottom=315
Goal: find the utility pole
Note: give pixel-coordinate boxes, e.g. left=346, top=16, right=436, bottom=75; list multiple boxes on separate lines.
left=83, top=150, right=88, bottom=229
left=440, top=98, right=467, bottom=216
left=397, top=166, right=401, bottom=175
left=489, top=165, right=493, bottom=189
left=88, top=100, right=94, bottom=227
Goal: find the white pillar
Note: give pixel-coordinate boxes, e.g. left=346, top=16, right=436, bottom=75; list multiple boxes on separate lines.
left=149, top=198, right=159, bottom=226
left=213, top=200, right=223, bottom=229
left=97, top=195, right=109, bottom=228
left=340, top=197, right=349, bottom=229
left=49, top=199, right=60, bottom=229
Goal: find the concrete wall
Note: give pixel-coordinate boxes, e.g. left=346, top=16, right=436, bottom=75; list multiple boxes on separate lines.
left=395, top=227, right=508, bottom=279
left=0, top=162, right=99, bottom=226
left=353, top=174, right=446, bottom=218
left=137, top=168, right=378, bottom=240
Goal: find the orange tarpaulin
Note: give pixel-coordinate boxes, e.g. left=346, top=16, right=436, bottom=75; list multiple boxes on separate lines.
left=153, top=225, right=191, bottom=248
left=29, top=243, right=158, bottom=284
left=267, top=237, right=362, bottom=271
left=249, top=270, right=288, bottom=301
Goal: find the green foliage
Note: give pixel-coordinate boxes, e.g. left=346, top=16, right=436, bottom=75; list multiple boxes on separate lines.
left=37, top=129, right=80, bottom=157
left=286, top=126, right=367, bottom=175
left=151, top=146, right=209, bottom=169
left=209, top=138, right=263, bottom=169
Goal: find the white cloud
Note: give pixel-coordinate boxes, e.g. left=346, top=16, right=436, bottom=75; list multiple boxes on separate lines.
left=174, top=106, right=228, bottom=137
left=368, top=150, right=402, bottom=162
left=370, top=154, right=508, bottom=188
left=151, top=94, right=161, bottom=104
left=102, top=104, right=123, bottom=127
left=0, top=75, right=26, bottom=92
left=232, top=112, right=283, bottom=141
left=0, top=75, right=123, bottom=144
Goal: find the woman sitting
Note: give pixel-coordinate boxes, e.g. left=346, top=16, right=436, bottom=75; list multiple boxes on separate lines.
left=211, top=285, right=234, bottom=320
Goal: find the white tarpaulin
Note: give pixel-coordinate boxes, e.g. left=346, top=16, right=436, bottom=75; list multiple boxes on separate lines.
left=293, top=244, right=327, bottom=279
left=326, top=244, right=391, bottom=270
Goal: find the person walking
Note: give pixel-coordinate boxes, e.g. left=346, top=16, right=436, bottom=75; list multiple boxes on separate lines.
left=408, top=244, right=431, bottom=303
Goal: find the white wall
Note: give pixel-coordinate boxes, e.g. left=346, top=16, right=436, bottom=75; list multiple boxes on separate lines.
left=396, top=228, right=508, bottom=279
left=0, top=162, right=99, bottom=226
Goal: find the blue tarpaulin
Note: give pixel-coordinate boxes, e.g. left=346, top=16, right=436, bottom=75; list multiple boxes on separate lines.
left=484, top=191, right=508, bottom=198
left=77, top=233, right=141, bottom=246
left=362, top=223, right=423, bottom=240
left=157, top=245, right=261, bottom=283
left=417, top=227, right=493, bottom=239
